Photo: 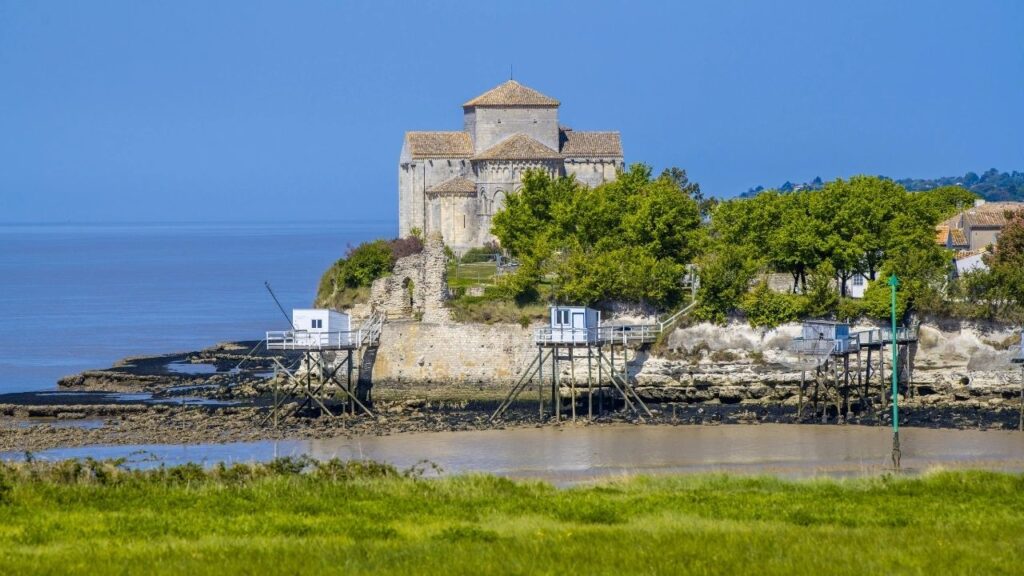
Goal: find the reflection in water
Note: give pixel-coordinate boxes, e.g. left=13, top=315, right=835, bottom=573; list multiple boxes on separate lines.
left=9, top=424, right=1024, bottom=483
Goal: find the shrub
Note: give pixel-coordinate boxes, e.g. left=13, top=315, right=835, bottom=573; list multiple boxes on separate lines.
left=836, top=298, right=866, bottom=322
left=693, top=249, right=757, bottom=324
left=388, top=236, right=424, bottom=260
left=803, top=262, right=839, bottom=318
left=742, top=281, right=804, bottom=328
left=316, top=235, right=424, bottom=309
left=339, top=241, right=396, bottom=289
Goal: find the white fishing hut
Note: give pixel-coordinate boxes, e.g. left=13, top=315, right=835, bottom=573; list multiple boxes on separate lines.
left=797, top=320, right=856, bottom=355
left=266, top=308, right=352, bottom=350
left=543, top=305, right=601, bottom=344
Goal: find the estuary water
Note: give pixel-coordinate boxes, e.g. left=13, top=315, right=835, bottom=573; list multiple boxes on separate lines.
left=0, top=221, right=392, bottom=393
left=12, top=424, right=1024, bottom=482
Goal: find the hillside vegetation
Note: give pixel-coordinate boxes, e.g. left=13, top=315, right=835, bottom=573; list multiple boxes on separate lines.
left=1, top=459, right=1022, bottom=575
left=743, top=167, right=1024, bottom=202
left=315, top=236, right=423, bottom=310
left=312, top=165, right=1024, bottom=327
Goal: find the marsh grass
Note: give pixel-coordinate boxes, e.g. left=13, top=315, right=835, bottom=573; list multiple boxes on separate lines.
left=0, top=458, right=1022, bottom=574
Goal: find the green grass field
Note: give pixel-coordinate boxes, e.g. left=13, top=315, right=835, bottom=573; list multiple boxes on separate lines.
left=1, top=458, right=1022, bottom=575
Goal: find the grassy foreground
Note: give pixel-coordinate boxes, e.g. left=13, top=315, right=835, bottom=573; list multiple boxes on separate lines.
left=1, top=459, right=1023, bottom=575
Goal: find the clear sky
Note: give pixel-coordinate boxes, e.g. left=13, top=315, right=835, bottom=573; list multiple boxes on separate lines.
left=1, top=0, right=1021, bottom=224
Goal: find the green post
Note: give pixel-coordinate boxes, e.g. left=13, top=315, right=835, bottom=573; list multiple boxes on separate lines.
left=889, top=274, right=901, bottom=471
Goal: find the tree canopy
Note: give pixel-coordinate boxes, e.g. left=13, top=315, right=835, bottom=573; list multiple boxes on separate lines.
left=491, top=164, right=705, bottom=308
left=698, top=176, right=955, bottom=323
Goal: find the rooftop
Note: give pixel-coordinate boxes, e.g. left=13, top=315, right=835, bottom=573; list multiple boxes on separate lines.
left=949, top=228, right=968, bottom=247
left=463, top=80, right=560, bottom=108
left=405, top=131, right=474, bottom=159
left=560, top=129, right=623, bottom=157
left=940, top=201, right=1024, bottom=229
left=427, top=176, right=478, bottom=195
left=473, top=133, right=563, bottom=161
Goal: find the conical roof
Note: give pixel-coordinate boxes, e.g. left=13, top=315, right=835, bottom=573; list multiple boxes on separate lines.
left=463, top=80, right=559, bottom=107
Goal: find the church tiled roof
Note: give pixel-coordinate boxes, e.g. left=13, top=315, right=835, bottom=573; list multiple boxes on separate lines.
left=949, top=228, right=968, bottom=247
left=559, top=130, right=623, bottom=157
left=405, top=131, right=474, bottom=158
left=463, top=80, right=560, bottom=107
left=473, top=134, right=563, bottom=161
left=427, top=176, right=478, bottom=195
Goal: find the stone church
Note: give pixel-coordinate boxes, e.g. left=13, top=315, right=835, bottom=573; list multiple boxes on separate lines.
left=398, top=80, right=624, bottom=252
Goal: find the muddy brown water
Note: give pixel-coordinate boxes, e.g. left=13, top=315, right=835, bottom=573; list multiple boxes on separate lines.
left=7, top=424, right=1024, bottom=483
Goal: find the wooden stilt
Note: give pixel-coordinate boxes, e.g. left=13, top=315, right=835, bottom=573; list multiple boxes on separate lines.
left=538, top=347, right=544, bottom=418
left=587, top=346, right=593, bottom=420
left=553, top=345, right=560, bottom=422
left=570, top=347, right=577, bottom=422
left=798, top=369, right=805, bottom=422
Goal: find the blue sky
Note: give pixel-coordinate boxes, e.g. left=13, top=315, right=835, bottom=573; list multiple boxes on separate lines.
left=1, top=0, right=1021, bottom=224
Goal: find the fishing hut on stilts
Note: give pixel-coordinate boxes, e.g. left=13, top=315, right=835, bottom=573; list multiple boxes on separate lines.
left=262, top=308, right=384, bottom=425
left=791, top=320, right=919, bottom=423
left=491, top=305, right=671, bottom=422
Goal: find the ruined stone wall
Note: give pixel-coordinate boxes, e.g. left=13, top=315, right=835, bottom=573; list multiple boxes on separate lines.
left=362, top=233, right=450, bottom=323
left=372, top=320, right=539, bottom=385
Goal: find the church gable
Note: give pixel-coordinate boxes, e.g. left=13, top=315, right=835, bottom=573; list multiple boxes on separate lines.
left=427, top=176, right=478, bottom=196
left=473, top=133, right=563, bottom=161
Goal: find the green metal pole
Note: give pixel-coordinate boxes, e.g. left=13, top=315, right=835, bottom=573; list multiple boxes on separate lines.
left=889, top=274, right=901, bottom=471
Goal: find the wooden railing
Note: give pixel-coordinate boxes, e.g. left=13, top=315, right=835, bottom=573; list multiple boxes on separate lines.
left=657, top=300, right=697, bottom=334
left=533, top=324, right=661, bottom=346
left=853, top=324, right=919, bottom=346
left=266, top=330, right=365, bottom=351
left=789, top=336, right=860, bottom=357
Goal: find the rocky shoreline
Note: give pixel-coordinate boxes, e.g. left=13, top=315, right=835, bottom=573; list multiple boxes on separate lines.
left=2, top=322, right=1022, bottom=455
left=3, top=397, right=1022, bottom=454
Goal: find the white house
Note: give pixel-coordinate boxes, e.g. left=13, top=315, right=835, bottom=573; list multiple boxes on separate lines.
left=841, top=273, right=870, bottom=299
left=291, top=309, right=351, bottom=348
left=954, top=252, right=989, bottom=277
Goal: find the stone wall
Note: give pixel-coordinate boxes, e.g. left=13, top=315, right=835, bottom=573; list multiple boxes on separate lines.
left=367, top=311, right=1023, bottom=411
left=398, top=156, right=473, bottom=238
left=363, top=233, right=450, bottom=323
left=633, top=319, right=1023, bottom=407
left=564, top=157, right=622, bottom=188
left=471, top=106, right=560, bottom=152
left=372, top=320, right=539, bottom=385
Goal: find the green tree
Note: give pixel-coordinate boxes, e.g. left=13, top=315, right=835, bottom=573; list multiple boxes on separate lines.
left=742, top=281, right=805, bottom=328
left=490, top=164, right=704, bottom=309
left=337, top=240, right=396, bottom=288
left=693, top=248, right=758, bottom=324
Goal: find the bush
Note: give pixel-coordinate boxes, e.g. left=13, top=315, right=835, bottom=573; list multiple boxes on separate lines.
left=742, top=281, right=804, bottom=328
left=836, top=298, right=866, bottom=322
left=803, top=262, right=839, bottom=318
left=316, top=235, right=424, bottom=309
left=338, top=241, right=396, bottom=289
left=693, top=249, right=757, bottom=324
left=388, top=236, right=424, bottom=260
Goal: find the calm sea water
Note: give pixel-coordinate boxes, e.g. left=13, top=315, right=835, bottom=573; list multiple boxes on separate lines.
left=0, top=221, right=392, bottom=393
